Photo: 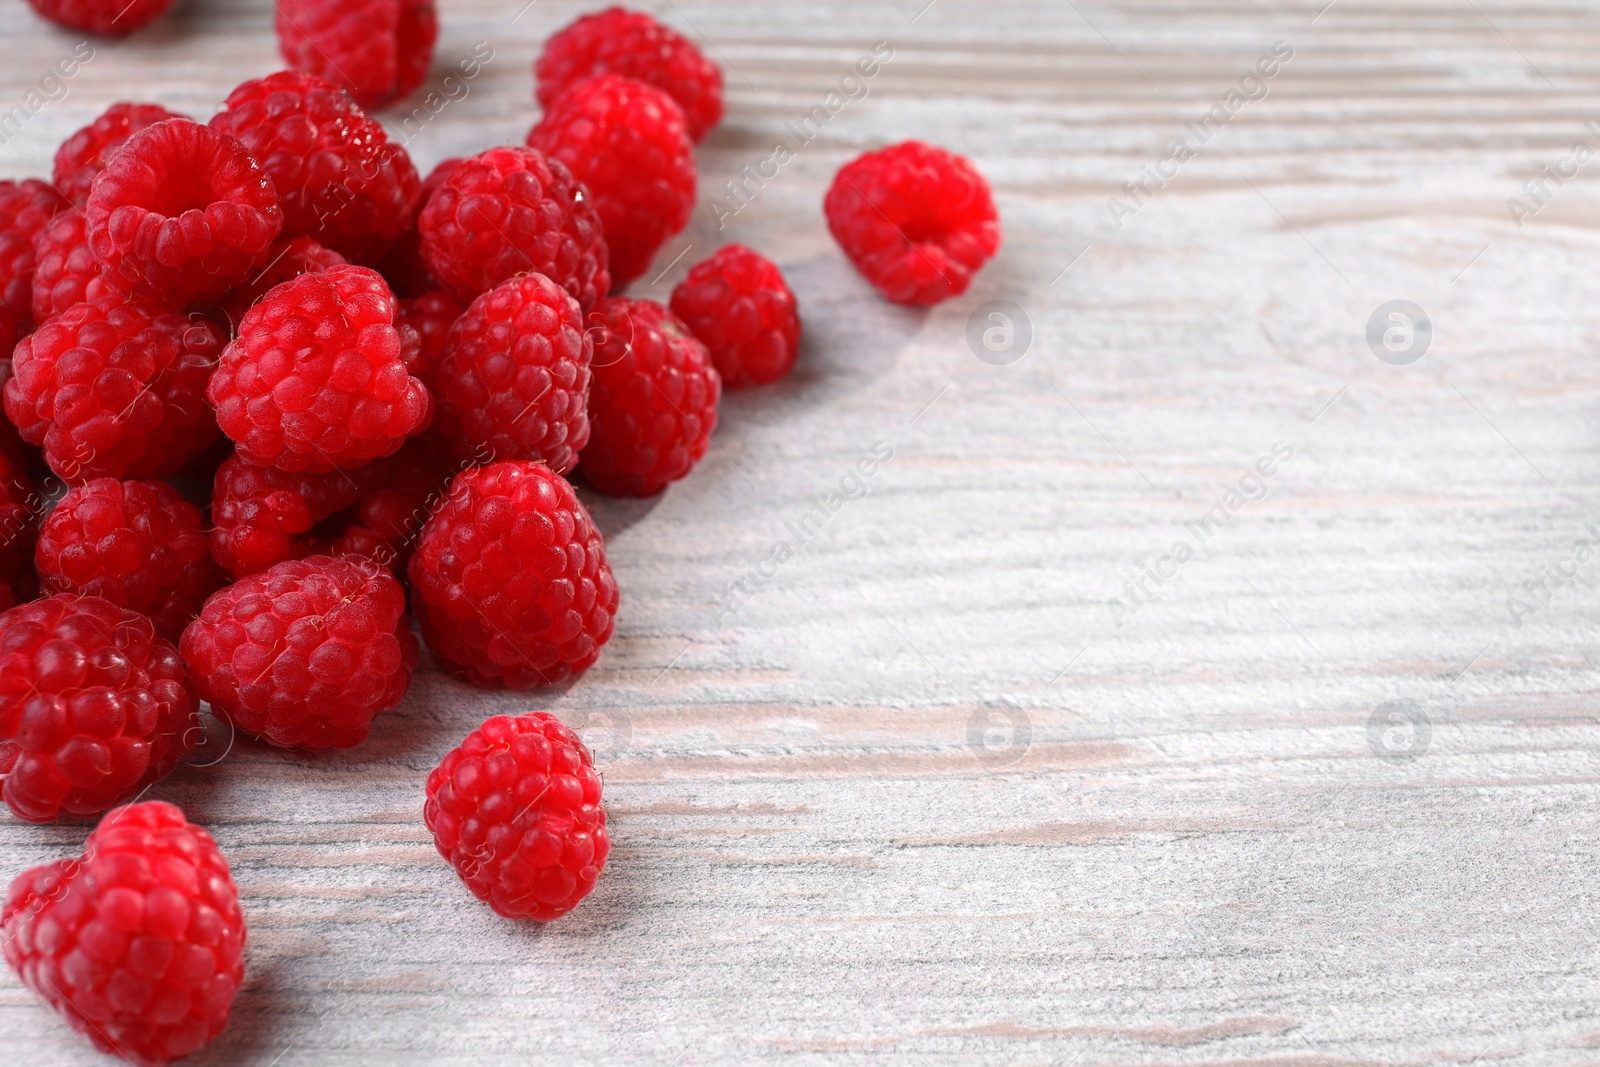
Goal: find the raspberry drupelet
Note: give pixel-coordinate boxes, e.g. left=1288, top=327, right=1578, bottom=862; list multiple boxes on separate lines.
left=0, top=594, right=198, bottom=823
left=53, top=102, right=186, bottom=206
left=22, top=0, right=173, bottom=35
left=2, top=800, right=246, bottom=1065
left=527, top=73, right=696, bottom=289
left=180, top=554, right=417, bottom=749
left=579, top=297, right=720, bottom=497
left=424, top=711, right=609, bottom=920
left=275, top=0, right=438, bottom=110
left=30, top=207, right=114, bottom=324
left=85, top=118, right=284, bottom=307
left=408, top=460, right=618, bottom=689
left=823, top=140, right=1001, bottom=306
left=669, top=244, right=801, bottom=388
left=431, top=270, right=591, bottom=472
left=0, top=178, right=68, bottom=329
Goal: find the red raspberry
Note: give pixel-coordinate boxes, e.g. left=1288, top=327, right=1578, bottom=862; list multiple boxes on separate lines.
left=37, top=478, right=223, bottom=643
left=1, top=801, right=245, bottom=1064
left=432, top=271, right=591, bottom=472
left=22, top=0, right=173, bottom=35
left=217, top=235, right=347, bottom=333
left=211, top=71, right=422, bottom=263
left=0, top=304, right=23, bottom=352
left=0, top=178, right=68, bottom=329
left=536, top=6, right=723, bottom=143
left=30, top=207, right=114, bottom=323
left=180, top=554, right=417, bottom=749
left=4, top=298, right=224, bottom=483
left=418, top=146, right=609, bottom=309
left=0, top=452, right=39, bottom=612
left=824, top=140, right=1001, bottom=307
left=527, top=73, right=696, bottom=289
left=408, top=460, right=617, bottom=689
left=54, top=102, right=186, bottom=207
left=275, top=0, right=438, bottom=111
left=373, top=156, right=462, bottom=299
left=424, top=711, right=608, bottom=920
left=208, top=264, right=431, bottom=473
left=323, top=447, right=455, bottom=571
left=0, top=594, right=197, bottom=822
left=86, top=118, right=284, bottom=307
left=395, top=289, right=462, bottom=389
left=669, top=244, right=801, bottom=388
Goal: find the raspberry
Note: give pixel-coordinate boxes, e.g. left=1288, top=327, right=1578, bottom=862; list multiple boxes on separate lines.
left=85, top=118, right=284, bottom=307
left=408, top=460, right=618, bottom=689
left=417, top=146, right=609, bottom=309
left=536, top=7, right=724, bottom=143
left=0, top=452, right=39, bottom=612
left=210, top=71, right=422, bottom=263
left=395, top=289, right=462, bottom=390
left=0, top=304, right=23, bottom=352
left=4, top=298, right=224, bottom=483
left=0, top=594, right=197, bottom=822
left=432, top=271, right=590, bottom=472
left=527, top=73, right=695, bottom=289
left=217, top=235, right=347, bottom=333
left=670, top=244, right=801, bottom=388
left=208, top=264, right=431, bottom=473
left=37, top=478, right=223, bottom=643
left=424, top=711, right=608, bottom=920
left=54, top=102, right=186, bottom=207
left=373, top=156, right=461, bottom=299
left=275, top=0, right=438, bottom=111
left=0, top=178, right=68, bottom=328
left=180, top=555, right=417, bottom=749
left=824, top=140, right=1001, bottom=307
left=579, top=297, right=719, bottom=496
left=323, top=446, right=455, bottom=571
left=2, top=801, right=245, bottom=1064
left=22, top=0, right=173, bottom=35
left=31, top=207, right=114, bottom=323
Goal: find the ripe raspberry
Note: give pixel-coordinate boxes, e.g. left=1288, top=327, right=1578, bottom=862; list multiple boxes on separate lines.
left=208, top=264, right=431, bottom=473
left=180, top=555, right=417, bottom=749
left=418, top=146, right=609, bottom=309
left=580, top=297, right=719, bottom=496
left=0, top=178, right=68, bottom=328
left=824, top=140, right=1001, bottom=307
left=0, top=452, right=39, bottom=612
left=37, top=478, right=223, bottom=643
left=0, top=594, right=197, bottom=822
left=4, top=298, right=224, bottom=483
left=424, top=711, right=609, bottom=921
left=396, top=289, right=462, bottom=389
left=527, top=74, right=695, bottom=289
left=536, top=7, right=724, bottom=143
left=323, top=445, right=455, bottom=571
left=276, top=0, right=438, bottom=111
left=22, top=0, right=173, bottom=35
left=85, top=118, right=284, bottom=307
left=2, top=801, right=245, bottom=1064
left=210, top=71, right=422, bottom=263
left=54, top=102, right=186, bottom=206
left=408, top=460, right=618, bottom=689
left=670, top=244, right=801, bottom=388
left=30, top=207, right=114, bottom=323
left=432, top=271, right=590, bottom=472
left=217, top=235, right=347, bottom=333
left=373, top=156, right=461, bottom=299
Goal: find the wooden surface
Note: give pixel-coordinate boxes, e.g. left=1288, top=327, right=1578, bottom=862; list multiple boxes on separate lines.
left=6, top=0, right=1600, bottom=1063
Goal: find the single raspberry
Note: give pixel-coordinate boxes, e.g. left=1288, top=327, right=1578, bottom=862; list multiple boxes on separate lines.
left=418, top=146, right=609, bottom=309
left=2, top=801, right=245, bottom=1064
left=180, top=554, right=417, bottom=749
left=54, top=102, right=187, bottom=206
left=37, top=478, right=224, bottom=643
left=579, top=297, right=719, bottom=497
left=323, top=445, right=456, bottom=571
left=396, top=289, right=462, bottom=390
left=208, top=264, right=431, bottom=473
left=373, top=157, right=462, bottom=299
left=85, top=118, right=284, bottom=307
left=0, top=178, right=69, bottom=328
left=4, top=298, right=224, bottom=483
left=424, top=711, right=609, bottom=920
left=527, top=73, right=696, bottom=289
left=30, top=207, right=114, bottom=324
left=432, top=271, right=590, bottom=472
left=824, top=140, right=1001, bottom=306
left=536, top=7, right=724, bottom=143
left=669, top=244, right=801, bottom=388
left=210, top=71, right=422, bottom=263
left=22, top=0, right=173, bottom=35
left=217, top=236, right=347, bottom=333
left=408, top=460, right=618, bottom=689
left=0, top=594, right=197, bottom=822
left=275, top=0, right=438, bottom=110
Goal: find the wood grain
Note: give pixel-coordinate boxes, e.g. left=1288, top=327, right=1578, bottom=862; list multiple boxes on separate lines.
left=6, top=0, right=1600, bottom=1063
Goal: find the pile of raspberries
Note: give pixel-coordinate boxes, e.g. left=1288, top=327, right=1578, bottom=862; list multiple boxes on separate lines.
left=0, top=2, right=1001, bottom=1062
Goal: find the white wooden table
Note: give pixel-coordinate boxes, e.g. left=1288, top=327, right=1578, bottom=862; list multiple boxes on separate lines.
left=5, top=1, right=1600, bottom=1063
